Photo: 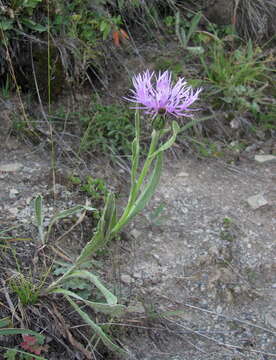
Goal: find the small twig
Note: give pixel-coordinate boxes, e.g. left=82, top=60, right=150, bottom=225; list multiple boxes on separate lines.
left=50, top=245, right=73, bottom=263
left=52, top=304, right=93, bottom=360
left=1, top=279, right=23, bottom=326
left=54, top=206, right=87, bottom=244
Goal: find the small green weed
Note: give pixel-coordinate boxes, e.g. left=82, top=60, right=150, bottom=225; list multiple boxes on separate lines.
left=190, top=138, right=223, bottom=158
left=80, top=103, right=135, bottom=156
left=154, top=56, right=183, bottom=76
left=9, top=274, right=40, bottom=306
left=1, top=75, right=12, bottom=99
left=81, top=176, right=108, bottom=200
left=53, top=262, right=93, bottom=300
left=175, top=11, right=204, bottom=55
left=0, top=0, right=46, bottom=39
left=68, top=175, right=108, bottom=210
left=200, top=40, right=270, bottom=113
left=255, top=105, right=276, bottom=132
left=223, top=217, right=233, bottom=227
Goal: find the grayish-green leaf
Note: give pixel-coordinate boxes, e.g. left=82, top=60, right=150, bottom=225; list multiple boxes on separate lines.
left=46, top=204, right=96, bottom=241
left=34, top=194, right=44, bottom=243
left=127, top=152, right=163, bottom=221
left=150, top=121, right=180, bottom=158
left=63, top=270, right=117, bottom=305
left=75, top=194, right=116, bottom=266
left=0, top=328, right=44, bottom=343
left=52, top=288, right=125, bottom=316
left=66, top=297, right=128, bottom=355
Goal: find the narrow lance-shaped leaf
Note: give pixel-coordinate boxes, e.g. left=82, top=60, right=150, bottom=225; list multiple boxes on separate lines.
left=46, top=204, right=96, bottom=241
left=66, top=296, right=128, bottom=356
left=34, top=195, right=44, bottom=243
left=130, top=109, right=140, bottom=193
left=52, top=288, right=125, bottom=316
left=0, top=328, right=44, bottom=343
left=0, top=318, right=10, bottom=328
left=149, top=121, right=180, bottom=159
left=178, top=115, right=214, bottom=134
left=186, top=12, right=202, bottom=45
left=75, top=193, right=116, bottom=266
left=123, top=152, right=163, bottom=224
left=63, top=270, right=117, bottom=305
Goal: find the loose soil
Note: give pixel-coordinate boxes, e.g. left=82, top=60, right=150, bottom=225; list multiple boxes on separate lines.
left=0, top=126, right=275, bottom=359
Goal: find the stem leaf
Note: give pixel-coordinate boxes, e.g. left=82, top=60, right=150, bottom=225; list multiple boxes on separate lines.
left=75, top=193, right=116, bottom=266
left=150, top=121, right=180, bottom=159
left=127, top=152, right=163, bottom=221
left=66, top=297, right=128, bottom=355
left=52, top=288, right=125, bottom=316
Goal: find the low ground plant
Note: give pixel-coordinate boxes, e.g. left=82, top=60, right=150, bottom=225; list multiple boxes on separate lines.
left=80, top=102, right=136, bottom=156
left=200, top=40, right=272, bottom=114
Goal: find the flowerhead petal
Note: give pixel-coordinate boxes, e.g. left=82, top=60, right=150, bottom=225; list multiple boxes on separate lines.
left=125, top=70, right=201, bottom=118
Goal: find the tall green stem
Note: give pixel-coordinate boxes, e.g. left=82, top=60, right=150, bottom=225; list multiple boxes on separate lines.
left=110, top=129, right=160, bottom=236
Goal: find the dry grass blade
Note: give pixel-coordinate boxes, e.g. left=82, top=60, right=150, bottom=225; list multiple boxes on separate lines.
left=52, top=303, right=93, bottom=359
left=236, top=0, right=276, bottom=40
left=1, top=279, right=23, bottom=326
left=66, top=296, right=128, bottom=356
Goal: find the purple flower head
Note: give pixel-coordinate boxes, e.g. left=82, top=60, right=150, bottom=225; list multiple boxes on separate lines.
left=125, top=70, right=201, bottom=119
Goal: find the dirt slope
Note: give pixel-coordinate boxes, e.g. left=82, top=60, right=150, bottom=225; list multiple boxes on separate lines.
left=0, top=135, right=275, bottom=359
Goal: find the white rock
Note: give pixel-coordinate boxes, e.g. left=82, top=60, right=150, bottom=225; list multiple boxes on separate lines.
left=246, top=194, right=268, bottom=210
left=264, top=310, right=276, bottom=329
left=230, top=119, right=240, bottom=129
left=121, top=274, right=132, bottom=284
left=255, top=154, right=276, bottom=163
left=9, top=188, right=19, bottom=199
left=177, top=171, right=189, bottom=177
left=8, top=207, right=18, bottom=216
left=0, top=162, right=23, bottom=172
left=130, top=229, right=141, bottom=239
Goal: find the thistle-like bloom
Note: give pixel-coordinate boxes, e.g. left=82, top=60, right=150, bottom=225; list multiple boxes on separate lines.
left=125, top=70, right=201, bottom=118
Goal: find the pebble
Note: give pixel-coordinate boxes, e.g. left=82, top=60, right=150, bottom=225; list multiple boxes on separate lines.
left=9, top=188, right=19, bottom=199
left=264, top=310, right=276, bottom=329
left=0, top=162, right=23, bottom=172
left=121, top=274, right=132, bottom=284
left=8, top=207, right=19, bottom=216
left=246, top=194, right=268, bottom=210
left=255, top=154, right=276, bottom=163
left=130, top=229, right=142, bottom=239
left=177, top=171, right=189, bottom=177
left=245, top=144, right=258, bottom=152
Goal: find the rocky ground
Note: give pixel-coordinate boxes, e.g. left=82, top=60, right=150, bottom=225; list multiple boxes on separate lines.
left=117, top=154, right=276, bottom=359
left=0, top=96, right=276, bottom=360
left=0, top=121, right=275, bottom=359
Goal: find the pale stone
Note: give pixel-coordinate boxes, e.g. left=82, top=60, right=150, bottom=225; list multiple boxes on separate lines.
left=0, top=162, right=23, bottom=172
left=9, top=188, right=19, bottom=199
left=121, top=274, right=132, bottom=284
left=130, top=229, right=141, bottom=238
left=8, top=207, right=18, bottom=216
left=246, top=194, right=268, bottom=210
left=255, top=154, right=276, bottom=163
left=177, top=171, right=189, bottom=177
left=264, top=310, right=276, bottom=329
